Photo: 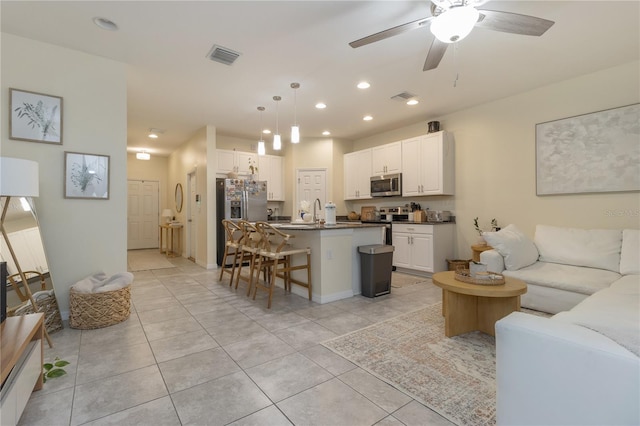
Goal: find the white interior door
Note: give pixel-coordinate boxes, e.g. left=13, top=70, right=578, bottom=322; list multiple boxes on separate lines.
left=127, top=180, right=159, bottom=249
left=187, top=172, right=197, bottom=261
left=296, top=169, right=327, bottom=219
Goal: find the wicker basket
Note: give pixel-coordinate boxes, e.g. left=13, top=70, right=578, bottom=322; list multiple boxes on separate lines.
left=69, top=286, right=131, bottom=329
left=12, top=291, right=64, bottom=334
left=447, top=259, right=471, bottom=271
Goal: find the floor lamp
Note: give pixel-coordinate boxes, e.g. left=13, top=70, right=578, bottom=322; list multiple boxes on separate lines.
left=0, top=157, right=53, bottom=348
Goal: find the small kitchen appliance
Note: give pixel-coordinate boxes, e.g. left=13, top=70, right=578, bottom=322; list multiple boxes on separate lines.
left=426, top=210, right=452, bottom=222
left=324, top=201, right=336, bottom=225
left=370, top=173, right=402, bottom=197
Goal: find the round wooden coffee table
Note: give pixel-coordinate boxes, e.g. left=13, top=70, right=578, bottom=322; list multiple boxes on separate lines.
left=432, top=271, right=527, bottom=337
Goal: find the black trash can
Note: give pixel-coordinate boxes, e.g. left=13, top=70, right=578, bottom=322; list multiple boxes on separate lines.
left=358, top=244, right=395, bottom=298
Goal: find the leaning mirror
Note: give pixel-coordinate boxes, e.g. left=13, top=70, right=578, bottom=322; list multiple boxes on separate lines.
left=0, top=197, right=62, bottom=333
left=175, top=183, right=183, bottom=213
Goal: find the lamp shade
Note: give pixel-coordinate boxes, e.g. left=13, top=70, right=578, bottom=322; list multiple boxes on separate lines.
left=0, top=157, right=39, bottom=197
left=430, top=6, right=479, bottom=43
left=162, top=209, right=173, bottom=218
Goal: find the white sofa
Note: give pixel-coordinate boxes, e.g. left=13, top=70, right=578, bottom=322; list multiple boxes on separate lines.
left=480, top=225, right=638, bottom=314
left=487, top=225, right=640, bottom=425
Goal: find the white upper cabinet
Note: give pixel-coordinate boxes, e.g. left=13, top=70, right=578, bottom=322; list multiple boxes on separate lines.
left=217, top=149, right=257, bottom=177
left=372, top=141, right=402, bottom=175
left=344, top=149, right=372, bottom=200
left=258, top=155, right=284, bottom=201
left=402, top=131, right=454, bottom=196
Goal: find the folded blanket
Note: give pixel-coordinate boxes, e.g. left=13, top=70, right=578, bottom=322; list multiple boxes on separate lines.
left=72, top=272, right=133, bottom=294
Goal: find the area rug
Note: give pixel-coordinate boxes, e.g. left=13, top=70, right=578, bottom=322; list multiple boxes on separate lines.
left=127, top=249, right=175, bottom=271
left=391, top=272, right=429, bottom=288
left=322, top=303, right=497, bottom=425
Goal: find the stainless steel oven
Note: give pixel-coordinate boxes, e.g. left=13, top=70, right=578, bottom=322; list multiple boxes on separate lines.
left=370, top=173, right=402, bottom=197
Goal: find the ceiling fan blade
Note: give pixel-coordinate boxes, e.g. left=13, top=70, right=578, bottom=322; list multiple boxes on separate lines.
left=475, top=9, right=554, bottom=36
left=423, top=38, right=448, bottom=71
left=349, top=16, right=433, bottom=48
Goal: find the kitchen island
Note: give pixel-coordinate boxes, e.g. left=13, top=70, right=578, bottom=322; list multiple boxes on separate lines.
left=271, top=222, right=385, bottom=303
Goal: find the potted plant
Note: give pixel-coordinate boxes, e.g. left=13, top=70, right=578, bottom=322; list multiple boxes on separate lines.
left=248, top=158, right=258, bottom=178
left=474, top=217, right=499, bottom=245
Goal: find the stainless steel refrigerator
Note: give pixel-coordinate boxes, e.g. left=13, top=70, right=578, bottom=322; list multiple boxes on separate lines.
left=216, top=178, right=268, bottom=266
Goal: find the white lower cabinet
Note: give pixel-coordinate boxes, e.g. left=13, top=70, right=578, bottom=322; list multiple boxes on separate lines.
left=392, top=223, right=454, bottom=273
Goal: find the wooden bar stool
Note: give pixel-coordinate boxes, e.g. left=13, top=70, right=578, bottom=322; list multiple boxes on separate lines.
left=233, top=220, right=263, bottom=293
left=252, top=222, right=312, bottom=309
left=219, top=219, right=243, bottom=285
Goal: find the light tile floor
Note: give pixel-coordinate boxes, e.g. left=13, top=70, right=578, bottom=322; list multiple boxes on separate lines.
left=19, top=252, right=454, bottom=426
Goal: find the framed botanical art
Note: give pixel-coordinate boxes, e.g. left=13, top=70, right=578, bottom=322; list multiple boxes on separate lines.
left=536, top=103, right=640, bottom=195
left=64, top=152, right=110, bottom=199
left=9, top=88, right=63, bottom=144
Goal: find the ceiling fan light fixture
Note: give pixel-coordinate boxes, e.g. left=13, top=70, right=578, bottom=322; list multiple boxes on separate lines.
left=431, top=6, right=479, bottom=43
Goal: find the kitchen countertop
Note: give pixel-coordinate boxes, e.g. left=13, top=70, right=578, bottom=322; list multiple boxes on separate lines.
left=272, top=222, right=385, bottom=231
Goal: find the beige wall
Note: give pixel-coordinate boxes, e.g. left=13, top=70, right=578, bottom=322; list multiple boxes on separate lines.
left=167, top=126, right=217, bottom=268
left=285, top=137, right=345, bottom=217
left=352, top=60, right=640, bottom=259
left=1, top=34, right=127, bottom=317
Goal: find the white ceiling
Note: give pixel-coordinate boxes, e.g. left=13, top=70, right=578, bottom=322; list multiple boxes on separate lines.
left=2, top=1, right=638, bottom=156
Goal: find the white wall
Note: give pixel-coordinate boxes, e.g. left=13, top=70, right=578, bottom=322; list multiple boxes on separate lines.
left=1, top=34, right=127, bottom=316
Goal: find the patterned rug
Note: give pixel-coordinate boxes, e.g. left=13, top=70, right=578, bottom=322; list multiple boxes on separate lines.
left=322, top=303, right=497, bottom=425
left=127, top=249, right=175, bottom=271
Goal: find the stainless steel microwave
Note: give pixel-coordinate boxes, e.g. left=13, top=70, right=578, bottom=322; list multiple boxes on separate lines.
left=370, top=173, right=402, bottom=197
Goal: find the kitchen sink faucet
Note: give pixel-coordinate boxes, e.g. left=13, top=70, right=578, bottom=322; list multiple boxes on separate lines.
left=313, top=198, right=321, bottom=223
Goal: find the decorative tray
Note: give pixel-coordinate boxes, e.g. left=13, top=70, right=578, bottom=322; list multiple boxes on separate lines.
left=454, top=269, right=505, bottom=286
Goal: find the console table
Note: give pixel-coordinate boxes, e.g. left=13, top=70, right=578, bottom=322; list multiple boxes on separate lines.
left=1, top=313, right=44, bottom=425
left=159, top=223, right=183, bottom=258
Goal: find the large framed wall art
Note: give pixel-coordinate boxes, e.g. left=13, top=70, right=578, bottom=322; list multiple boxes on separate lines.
left=64, top=152, right=110, bottom=200
left=9, top=88, right=63, bottom=144
left=536, top=103, right=640, bottom=195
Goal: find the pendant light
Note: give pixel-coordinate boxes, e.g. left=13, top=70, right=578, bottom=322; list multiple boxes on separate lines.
left=257, top=106, right=266, bottom=156
left=290, top=82, right=300, bottom=144
left=273, top=96, right=282, bottom=150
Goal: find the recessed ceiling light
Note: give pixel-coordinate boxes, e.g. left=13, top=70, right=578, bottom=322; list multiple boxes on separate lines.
left=363, top=115, right=373, bottom=121
left=357, top=82, right=370, bottom=89
left=315, top=103, right=327, bottom=109
left=322, top=131, right=331, bottom=136
left=148, top=128, right=164, bottom=138
left=263, top=129, right=271, bottom=135
left=407, top=99, right=419, bottom=106
left=93, top=17, right=118, bottom=31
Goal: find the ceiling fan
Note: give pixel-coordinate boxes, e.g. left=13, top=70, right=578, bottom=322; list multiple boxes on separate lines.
left=349, top=0, right=554, bottom=71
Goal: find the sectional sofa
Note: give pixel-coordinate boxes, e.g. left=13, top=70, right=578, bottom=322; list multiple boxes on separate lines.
left=480, top=225, right=639, bottom=425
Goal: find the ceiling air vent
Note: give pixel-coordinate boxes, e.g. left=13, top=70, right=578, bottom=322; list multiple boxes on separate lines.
left=390, top=91, right=417, bottom=102
left=206, top=45, right=241, bottom=66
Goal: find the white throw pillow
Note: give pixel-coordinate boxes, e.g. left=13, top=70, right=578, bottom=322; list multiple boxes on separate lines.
left=620, top=229, right=640, bottom=275
left=534, top=225, right=622, bottom=272
left=482, top=224, right=539, bottom=271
